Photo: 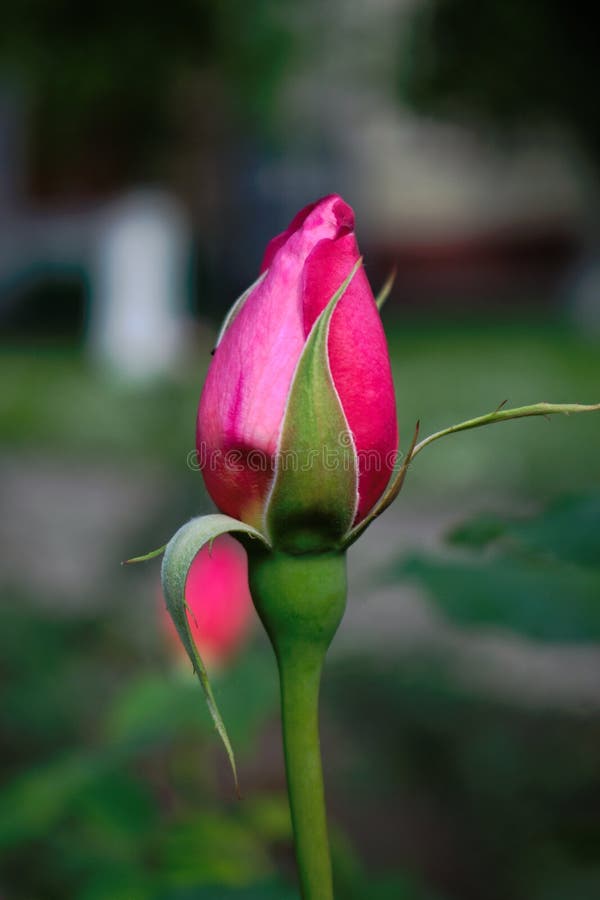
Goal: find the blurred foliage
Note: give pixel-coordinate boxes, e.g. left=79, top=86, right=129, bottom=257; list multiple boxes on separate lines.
left=449, top=491, right=600, bottom=566
left=0, top=344, right=204, bottom=465
left=325, top=649, right=600, bottom=900
left=0, top=592, right=281, bottom=899
left=398, top=552, right=600, bottom=641
left=0, top=0, right=293, bottom=188
left=0, top=594, right=441, bottom=899
left=401, top=0, right=600, bottom=163
left=352, top=491, right=600, bottom=896
left=383, top=490, right=600, bottom=641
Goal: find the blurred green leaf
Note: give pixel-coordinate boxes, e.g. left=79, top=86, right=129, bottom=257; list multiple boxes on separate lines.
left=384, top=491, right=600, bottom=642
left=106, top=647, right=278, bottom=753
left=0, top=603, right=110, bottom=751
left=449, top=491, right=600, bottom=567
left=0, top=753, right=108, bottom=848
left=106, top=674, right=213, bottom=746
left=447, top=514, right=507, bottom=549
left=212, top=645, right=279, bottom=748
left=71, top=771, right=157, bottom=842
left=78, top=868, right=152, bottom=900
left=358, top=874, right=445, bottom=900
left=161, top=884, right=299, bottom=900
left=243, top=793, right=292, bottom=843
left=390, top=553, right=600, bottom=642
left=162, top=811, right=272, bottom=889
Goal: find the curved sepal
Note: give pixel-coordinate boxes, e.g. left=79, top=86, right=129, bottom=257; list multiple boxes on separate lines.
left=375, top=267, right=396, bottom=311
left=161, top=514, right=269, bottom=790
left=265, top=262, right=362, bottom=553
left=123, top=544, right=166, bottom=564
left=342, top=421, right=420, bottom=549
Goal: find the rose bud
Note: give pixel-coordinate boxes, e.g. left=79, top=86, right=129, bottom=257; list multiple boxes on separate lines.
left=161, top=534, right=254, bottom=669
left=197, top=194, right=398, bottom=553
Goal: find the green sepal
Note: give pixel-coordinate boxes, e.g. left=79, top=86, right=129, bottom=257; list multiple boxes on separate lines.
left=342, top=421, right=420, bottom=548
left=122, top=544, right=166, bottom=564
left=161, top=514, right=269, bottom=790
left=265, top=262, right=362, bottom=553
left=375, top=267, right=396, bottom=311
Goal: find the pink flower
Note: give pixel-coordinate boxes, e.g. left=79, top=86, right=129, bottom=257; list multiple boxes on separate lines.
left=197, top=194, right=398, bottom=551
left=161, top=534, right=254, bottom=668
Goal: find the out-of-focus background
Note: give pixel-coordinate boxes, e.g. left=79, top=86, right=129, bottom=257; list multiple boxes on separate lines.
left=1, top=2, right=600, bottom=898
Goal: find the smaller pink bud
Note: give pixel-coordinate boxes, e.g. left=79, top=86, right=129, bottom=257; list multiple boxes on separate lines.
left=160, top=534, right=254, bottom=669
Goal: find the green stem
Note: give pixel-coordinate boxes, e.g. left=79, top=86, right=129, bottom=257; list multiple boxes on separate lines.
left=247, top=549, right=347, bottom=900
left=410, top=401, right=600, bottom=459
left=344, top=400, right=600, bottom=548
left=278, top=637, right=333, bottom=899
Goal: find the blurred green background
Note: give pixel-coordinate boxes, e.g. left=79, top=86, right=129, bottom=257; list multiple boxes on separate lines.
left=1, top=2, right=599, bottom=899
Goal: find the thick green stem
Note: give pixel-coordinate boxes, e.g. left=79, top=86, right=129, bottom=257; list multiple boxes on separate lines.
left=247, top=549, right=347, bottom=900
left=277, top=637, right=333, bottom=899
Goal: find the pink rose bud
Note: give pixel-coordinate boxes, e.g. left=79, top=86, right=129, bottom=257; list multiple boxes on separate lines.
left=197, top=194, right=398, bottom=552
left=161, top=534, right=254, bottom=668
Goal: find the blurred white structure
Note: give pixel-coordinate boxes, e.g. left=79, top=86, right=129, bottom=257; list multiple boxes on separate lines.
left=89, top=191, right=190, bottom=379
left=2, top=85, right=191, bottom=376
left=0, top=176, right=191, bottom=379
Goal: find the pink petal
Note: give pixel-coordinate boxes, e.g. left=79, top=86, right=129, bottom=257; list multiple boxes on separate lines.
left=259, top=200, right=318, bottom=273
